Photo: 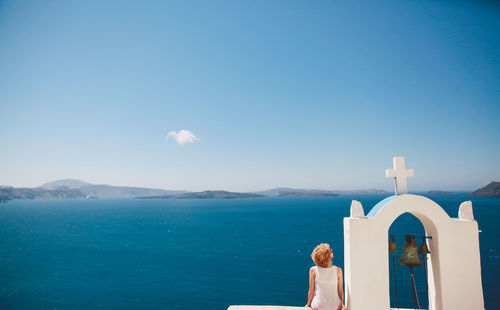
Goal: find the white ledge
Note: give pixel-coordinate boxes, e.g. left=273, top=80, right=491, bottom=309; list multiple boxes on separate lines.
left=227, top=306, right=309, bottom=310
left=227, top=307, right=424, bottom=310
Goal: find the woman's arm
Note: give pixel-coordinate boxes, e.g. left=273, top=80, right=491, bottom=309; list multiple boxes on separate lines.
left=337, top=267, right=344, bottom=310
left=305, top=267, right=316, bottom=307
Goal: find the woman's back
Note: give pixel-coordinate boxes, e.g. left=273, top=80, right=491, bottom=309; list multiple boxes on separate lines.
left=311, top=266, right=341, bottom=310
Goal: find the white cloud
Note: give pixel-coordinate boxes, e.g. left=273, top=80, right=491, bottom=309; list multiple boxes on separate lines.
left=166, top=129, right=200, bottom=144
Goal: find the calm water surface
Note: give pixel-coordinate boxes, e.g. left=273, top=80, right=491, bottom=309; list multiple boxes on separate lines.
left=0, top=194, right=498, bottom=309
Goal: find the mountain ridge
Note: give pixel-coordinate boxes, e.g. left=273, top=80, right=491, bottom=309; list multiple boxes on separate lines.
left=0, top=178, right=463, bottom=202
left=41, top=178, right=93, bottom=189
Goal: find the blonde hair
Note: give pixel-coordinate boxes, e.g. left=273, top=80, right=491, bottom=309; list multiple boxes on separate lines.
left=311, top=243, right=333, bottom=268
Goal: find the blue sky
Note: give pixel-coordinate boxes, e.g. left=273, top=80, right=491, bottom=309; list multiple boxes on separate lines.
left=0, top=0, right=499, bottom=191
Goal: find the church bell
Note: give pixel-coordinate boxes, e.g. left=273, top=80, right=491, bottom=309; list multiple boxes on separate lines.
left=419, top=237, right=431, bottom=255
left=398, top=235, right=423, bottom=268
left=389, top=235, right=398, bottom=253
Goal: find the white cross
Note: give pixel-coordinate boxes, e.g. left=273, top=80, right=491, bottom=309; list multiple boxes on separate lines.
left=385, top=157, right=414, bottom=195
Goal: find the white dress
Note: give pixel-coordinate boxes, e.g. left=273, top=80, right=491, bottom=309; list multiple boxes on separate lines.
left=311, top=265, right=341, bottom=310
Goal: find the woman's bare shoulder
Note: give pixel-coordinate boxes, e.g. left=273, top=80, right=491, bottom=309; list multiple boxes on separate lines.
left=309, top=266, right=316, bottom=274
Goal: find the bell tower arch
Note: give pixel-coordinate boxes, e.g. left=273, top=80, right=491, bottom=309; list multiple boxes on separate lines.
left=343, top=158, right=484, bottom=310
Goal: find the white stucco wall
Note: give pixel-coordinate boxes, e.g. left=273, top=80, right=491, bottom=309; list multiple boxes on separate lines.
left=344, top=194, right=484, bottom=310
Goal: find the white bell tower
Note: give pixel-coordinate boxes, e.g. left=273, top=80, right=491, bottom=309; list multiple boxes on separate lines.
left=343, top=157, right=485, bottom=310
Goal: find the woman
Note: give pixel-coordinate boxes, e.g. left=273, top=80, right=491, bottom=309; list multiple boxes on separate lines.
left=305, top=243, right=344, bottom=310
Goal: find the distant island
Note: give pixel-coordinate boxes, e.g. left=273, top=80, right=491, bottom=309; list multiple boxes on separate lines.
left=40, top=179, right=187, bottom=198
left=253, top=187, right=389, bottom=196
left=0, top=178, right=392, bottom=202
left=0, top=186, right=85, bottom=202
left=134, top=195, right=173, bottom=199
left=471, top=182, right=500, bottom=197
left=0, top=179, right=186, bottom=202
left=276, top=191, right=339, bottom=197
left=428, top=190, right=453, bottom=195
left=174, top=191, right=264, bottom=199
left=138, top=191, right=264, bottom=199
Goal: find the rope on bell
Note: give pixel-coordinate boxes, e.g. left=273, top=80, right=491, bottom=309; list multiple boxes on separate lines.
left=398, top=235, right=422, bottom=309
left=419, top=236, right=431, bottom=301
left=388, top=235, right=400, bottom=309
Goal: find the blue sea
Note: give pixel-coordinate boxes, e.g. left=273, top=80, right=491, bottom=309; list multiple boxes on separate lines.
left=0, top=194, right=498, bottom=309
